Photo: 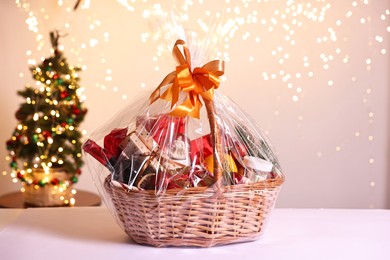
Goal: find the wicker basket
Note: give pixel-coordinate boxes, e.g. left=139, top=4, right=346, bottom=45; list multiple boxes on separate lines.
left=102, top=98, right=284, bottom=247
left=105, top=175, right=283, bottom=247
left=22, top=168, right=74, bottom=207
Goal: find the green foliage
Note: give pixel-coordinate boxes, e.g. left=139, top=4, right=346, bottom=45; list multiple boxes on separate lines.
left=235, top=124, right=281, bottom=171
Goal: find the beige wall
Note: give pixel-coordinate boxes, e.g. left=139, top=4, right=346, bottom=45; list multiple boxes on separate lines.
left=0, top=0, right=389, bottom=208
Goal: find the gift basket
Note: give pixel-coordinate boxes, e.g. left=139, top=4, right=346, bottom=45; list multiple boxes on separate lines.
left=83, top=37, right=284, bottom=247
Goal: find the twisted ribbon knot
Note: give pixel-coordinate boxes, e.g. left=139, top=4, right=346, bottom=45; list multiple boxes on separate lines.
left=149, top=39, right=225, bottom=119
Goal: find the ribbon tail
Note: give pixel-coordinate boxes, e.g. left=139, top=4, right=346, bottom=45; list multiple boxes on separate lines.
left=149, top=71, right=177, bottom=104
left=160, top=80, right=180, bottom=109
left=189, top=96, right=202, bottom=119
left=149, top=87, right=161, bottom=104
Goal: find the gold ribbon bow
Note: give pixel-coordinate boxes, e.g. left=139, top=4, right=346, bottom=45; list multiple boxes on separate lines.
left=149, top=39, right=225, bottom=119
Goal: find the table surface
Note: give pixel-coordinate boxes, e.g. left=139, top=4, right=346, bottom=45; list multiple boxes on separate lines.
left=0, top=190, right=101, bottom=208
left=0, top=207, right=389, bottom=260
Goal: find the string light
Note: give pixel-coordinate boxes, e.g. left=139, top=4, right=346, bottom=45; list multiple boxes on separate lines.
left=9, top=0, right=388, bottom=209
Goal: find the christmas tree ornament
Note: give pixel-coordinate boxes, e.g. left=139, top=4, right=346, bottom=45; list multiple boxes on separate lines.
left=5, top=31, right=87, bottom=207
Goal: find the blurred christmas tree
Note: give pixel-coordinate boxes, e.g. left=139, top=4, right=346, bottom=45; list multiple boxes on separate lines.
left=5, top=31, right=87, bottom=204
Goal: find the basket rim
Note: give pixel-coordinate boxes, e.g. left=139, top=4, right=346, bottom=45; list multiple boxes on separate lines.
left=105, top=174, right=284, bottom=197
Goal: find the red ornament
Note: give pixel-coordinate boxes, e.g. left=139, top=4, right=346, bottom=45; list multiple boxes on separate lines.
left=60, top=91, right=69, bottom=99
left=42, top=130, right=51, bottom=138
left=17, top=171, right=24, bottom=179
left=53, top=74, right=58, bottom=80
left=61, top=122, right=67, bottom=127
left=6, top=140, right=14, bottom=147
left=51, top=178, right=59, bottom=185
left=73, top=108, right=81, bottom=115
left=76, top=169, right=82, bottom=175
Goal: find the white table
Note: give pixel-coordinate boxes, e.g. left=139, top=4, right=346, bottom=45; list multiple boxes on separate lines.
left=0, top=207, right=389, bottom=260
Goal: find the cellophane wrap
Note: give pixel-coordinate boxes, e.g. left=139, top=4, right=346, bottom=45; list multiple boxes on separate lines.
left=83, top=37, right=284, bottom=247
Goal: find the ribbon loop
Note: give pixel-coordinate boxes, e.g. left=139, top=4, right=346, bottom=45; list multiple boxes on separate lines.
left=149, top=40, right=224, bottom=119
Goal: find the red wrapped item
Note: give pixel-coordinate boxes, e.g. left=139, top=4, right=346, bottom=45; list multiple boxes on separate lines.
left=190, top=134, right=213, bottom=164
left=137, top=114, right=191, bottom=167
left=104, top=127, right=128, bottom=158
left=82, top=139, right=116, bottom=169
left=83, top=127, right=129, bottom=170
left=136, top=114, right=186, bottom=145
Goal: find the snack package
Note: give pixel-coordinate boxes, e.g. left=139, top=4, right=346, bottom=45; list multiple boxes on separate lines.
left=83, top=38, right=284, bottom=247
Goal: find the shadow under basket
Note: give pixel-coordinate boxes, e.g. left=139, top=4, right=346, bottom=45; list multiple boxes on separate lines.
left=104, top=175, right=284, bottom=247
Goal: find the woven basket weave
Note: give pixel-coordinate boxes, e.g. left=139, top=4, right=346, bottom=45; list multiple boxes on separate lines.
left=104, top=175, right=283, bottom=247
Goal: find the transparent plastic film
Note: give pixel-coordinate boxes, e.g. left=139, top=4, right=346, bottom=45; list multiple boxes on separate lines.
left=82, top=16, right=284, bottom=247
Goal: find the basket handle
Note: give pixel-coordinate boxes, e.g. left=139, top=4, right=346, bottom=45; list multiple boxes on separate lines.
left=204, top=98, right=223, bottom=190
